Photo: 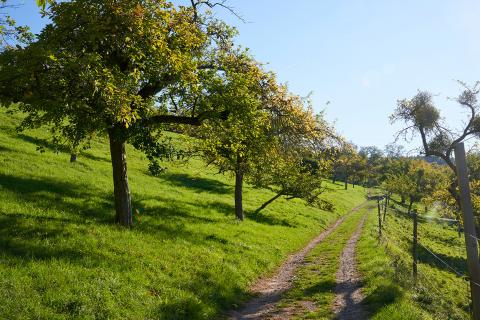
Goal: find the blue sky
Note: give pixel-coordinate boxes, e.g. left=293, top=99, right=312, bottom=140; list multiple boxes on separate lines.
left=8, top=0, right=480, bottom=152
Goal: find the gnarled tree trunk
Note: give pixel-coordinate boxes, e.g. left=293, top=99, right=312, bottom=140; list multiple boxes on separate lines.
left=108, top=128, right=132, bottom=226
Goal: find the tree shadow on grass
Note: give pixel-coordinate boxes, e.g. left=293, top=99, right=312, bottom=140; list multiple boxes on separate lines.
left=0, top=173, right=114, bottom=224
left=362, top=283, right=402, bottom=316
left=17, top=134, right=71, bottom=153
left=0, top=214, right=100, bottom=265
left=164, top=173, right=232, bottom=194
left=417, top=245, right=467, bottom=275
left=246, top=210, right=294, bottom=227
left=0, top=173, right=230, bottom=239
left=302, top=279, right=336, bottom=297
left=16, top=134, right=111, bottom=163
left=0, top=145, right=14, bottom=153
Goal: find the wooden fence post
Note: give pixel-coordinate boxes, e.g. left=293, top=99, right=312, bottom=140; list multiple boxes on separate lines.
left=377, top=199, right=382, bottom=239
left=412, top=210, right=418, bottom=286
left=455, top=142, right=480, bottom=320
left=383, top=196, right=387, bottom=222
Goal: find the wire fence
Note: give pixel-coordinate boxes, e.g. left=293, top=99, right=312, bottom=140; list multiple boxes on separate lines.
left=378, top=209, right=474, bottom=319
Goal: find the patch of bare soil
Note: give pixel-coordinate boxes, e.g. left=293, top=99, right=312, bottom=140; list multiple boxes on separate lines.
left=332, top=214, right=368, bottom=320
left=228, top=203, right=366, bottom=320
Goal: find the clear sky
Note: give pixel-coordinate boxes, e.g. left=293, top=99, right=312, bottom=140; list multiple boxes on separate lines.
left=7, top=0, right=480, bottom=151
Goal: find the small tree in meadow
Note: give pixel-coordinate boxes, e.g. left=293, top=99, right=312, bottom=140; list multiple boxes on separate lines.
left=197, top=73, right=325, bottom=220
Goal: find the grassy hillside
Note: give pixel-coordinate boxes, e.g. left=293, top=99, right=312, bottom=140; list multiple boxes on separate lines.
left=0, top=109, right=366, bottom=319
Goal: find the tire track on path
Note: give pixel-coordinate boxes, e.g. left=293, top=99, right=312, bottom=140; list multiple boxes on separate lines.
left=332, top=213, right=368, bottom=320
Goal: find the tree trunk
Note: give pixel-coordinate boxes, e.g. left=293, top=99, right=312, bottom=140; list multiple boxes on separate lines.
left=70, top=153, right=77, bottom=162
left=256, top=192, right=283, bottom=213
left=344, top=170, right=348, bottom=190
left=235, top=168, right=244, bottom=221
left=407, top=198, right=413, bottom=215
left=108, top=128, right=132, bottom=226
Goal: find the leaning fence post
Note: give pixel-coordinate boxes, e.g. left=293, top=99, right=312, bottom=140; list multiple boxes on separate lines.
left=455, top=142, right=480, bottom=320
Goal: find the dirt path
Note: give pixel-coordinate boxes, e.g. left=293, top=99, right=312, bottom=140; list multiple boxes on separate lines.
left=332, top=214, right=368, bottom=320
left=229, top=203, right=366, bottom=320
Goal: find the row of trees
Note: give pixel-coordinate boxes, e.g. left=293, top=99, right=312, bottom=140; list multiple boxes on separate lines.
left=0, top=0, right=346, bottom=225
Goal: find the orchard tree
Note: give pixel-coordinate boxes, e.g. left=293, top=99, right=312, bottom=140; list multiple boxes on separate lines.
left=331, top=143, right=360, bottom=189
left=193, top=58, right=275, bottom=220
left=0, top=0, right=248, bottom=226
left=359, top=146, right=385, bottom=187
left=251, top=111, right=338, bottom=213
left=391, top=83, right=480, bottom=214
left=197, top=74, right=323, bottom=220
left=386, top=159, right=446, bottom=214
left=381, top=156, right=410, bottom=204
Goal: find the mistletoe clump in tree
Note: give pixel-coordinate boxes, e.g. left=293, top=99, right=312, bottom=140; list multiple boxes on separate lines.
left=0, top=0, right=249, bottom=226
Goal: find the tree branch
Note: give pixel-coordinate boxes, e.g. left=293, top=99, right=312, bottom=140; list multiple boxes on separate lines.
left=191, top=0, right=246, bottom=23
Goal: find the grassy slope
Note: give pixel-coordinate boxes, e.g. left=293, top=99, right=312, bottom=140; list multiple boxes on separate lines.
left=0, top=109, right=366, bottom=319
left=356, top=201, right=470, bottom=320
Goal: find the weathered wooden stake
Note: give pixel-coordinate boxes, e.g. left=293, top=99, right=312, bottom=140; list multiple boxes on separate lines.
left=412, top=210, right=418, bottom=286
left=455, top=142, right=480, bottom=320
left=383, top=196, right=387, bottom=222
left=377, top=199, right=382, bottom=239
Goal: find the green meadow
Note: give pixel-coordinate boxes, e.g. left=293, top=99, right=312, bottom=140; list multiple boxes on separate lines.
left=0, top=109, right=366, bottom=319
